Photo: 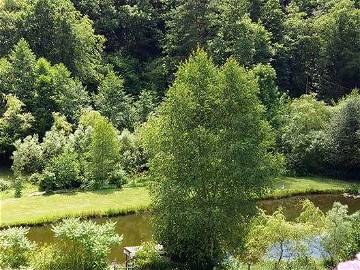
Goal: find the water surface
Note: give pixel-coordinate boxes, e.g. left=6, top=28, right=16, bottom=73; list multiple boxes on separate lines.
left=26, top=193, right=360, bottom=263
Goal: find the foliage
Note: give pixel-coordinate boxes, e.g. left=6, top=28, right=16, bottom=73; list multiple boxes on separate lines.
left=243, top=207, right=317, bottom=269
left=321, top=202, right=359, bottom=265
left=0, top=94, right=34, bottom=158
left=134, top=241, right=169, bottom=270
left=80, top=110, right=121, bottom=188
left=94, top=71, right=134, bottom=131
left=327, top=91, right=360, bottom=179
left=140, top=50, right=282, bottom=269
left=30, top=244, right=62, bottom=270
left=210, top=15, right=274, bottom=67
left=119, top=129, right=148, bottom=174
left=0, top=178, right=11, bottom=191
left=51, top=218, right=122, bottom=270
left=12, top=134, right=44, bottom=175
left=39, top=152, right=81, bottom=192
left=281, top=94, right=332, bottom=174
left=0, top=227, right=33, bottom=269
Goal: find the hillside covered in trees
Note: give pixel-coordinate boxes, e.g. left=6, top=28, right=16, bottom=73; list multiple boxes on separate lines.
left=1, top=0, right=359, bottom=181
left=1, top=1, right=360, bottom=270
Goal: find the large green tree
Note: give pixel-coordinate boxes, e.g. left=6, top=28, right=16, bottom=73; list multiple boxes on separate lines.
left=140, top=50, right=282, bottom=269
left=328, top=91, right=360, bottom=179
left=0, top=0, right=105, bottom=86
left=94, top=71, right=134, bottom=131
left=0, top=40, right=90, bottom=135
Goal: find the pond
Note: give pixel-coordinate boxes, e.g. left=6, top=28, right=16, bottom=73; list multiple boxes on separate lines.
left=26, top=193, right=360, bottom=263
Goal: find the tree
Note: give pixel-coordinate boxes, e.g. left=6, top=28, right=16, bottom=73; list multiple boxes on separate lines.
left=328, top=91, right=360, bottom=179
left=251, top=64, right=282, bottom=127
left=258, top=0, right=285, bottom=42
left=7, top=38, right=36, bottom=104
left=140, top=50, right=282, bottom=269
left=243, top=200, right=324, bottom=269
left=0, top=94, right=34, bottom=159
left=209, top=15, right=273, bottom=66
left=163, top=0, right=215, bottom=62
left=1, top=40, right=89, bottom=137
left=25, top=0, right=105, bottom=85
left=273, top=8, right=322, bottom=97
left=281, top=94, right=332, bottom=174
left=94, top=72, right=134, bottom=131
left=314, top=0, right=360, bottom=99
left=80, top=111, right=121, bottom=188
left=322, top=203, right=360, bottom=265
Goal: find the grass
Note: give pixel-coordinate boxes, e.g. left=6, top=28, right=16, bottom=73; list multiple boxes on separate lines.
left=1, top=167, right=359, bottom=227
left=0, top=187, right=150, bottom=227
left=269, top=175, right=359, bottom=199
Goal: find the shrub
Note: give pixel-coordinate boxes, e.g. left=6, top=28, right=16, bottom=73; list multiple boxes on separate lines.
left=13, top=176, right=23, bottom=198
left=281, top=94, right=332, bottom=175
left=119, top=129, right=148, bottom=174
left=0, top=227, right=33, bottom=269
left=327, top=91, right=360, bottom=179
left=39, top=152, right=81, bottom=192
left=52, top=218, right=122, bottom=270
left=108, top=165, right=128, bottom=188
left=30, top=244, right=61, bottom=270
left=0, top=178, right=11, bottom=191
left=28, top=172, right=42, bottom=185
left=12, top=135, right=44, bottom=175
left=321, top=203, right=358, bottom=265
left=134, top=242, right=169, bottom=270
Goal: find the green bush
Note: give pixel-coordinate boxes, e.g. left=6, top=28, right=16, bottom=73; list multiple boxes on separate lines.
left=0, top=227, right=33, bottom=269
left=0, top=178, right=11, bottom=191
left=108, top=165, right=128, bottom=188
left=52, top=218, right=122, bottom=270
left=30, top=244, right=61, bottom=270
left=39, top=152, right=81, bottom=192
left=134, top=242, right=169, bottom=270
left=12, top=135, right=44, bottom=175
left=327, top=91, right=360, bottom=179
left=28, top=172, right=42, bottom=185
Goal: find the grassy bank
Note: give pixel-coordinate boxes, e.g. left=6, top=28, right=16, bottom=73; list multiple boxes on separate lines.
left=1, top=170, right=359, bottom=227
left=1, top=187, right=150, bottom=227
left=270, top=176, right=359, bottom=199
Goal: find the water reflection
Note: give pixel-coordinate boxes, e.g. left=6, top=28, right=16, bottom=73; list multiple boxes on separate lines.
left=26, top=194, right=360, bottom=262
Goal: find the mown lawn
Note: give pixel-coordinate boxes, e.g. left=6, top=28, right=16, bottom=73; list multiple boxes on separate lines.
left=271, top=175, right=359, bottom=198
left=1, top=167, right=358, bottom=227
left=0, top=187, right=150, bottom=227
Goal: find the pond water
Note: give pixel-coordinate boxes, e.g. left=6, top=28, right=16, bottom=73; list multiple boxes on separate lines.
left=26, top=193, right=360, bottom=263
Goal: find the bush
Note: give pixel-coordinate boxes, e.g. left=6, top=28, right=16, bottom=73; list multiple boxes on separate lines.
left=108, top=165, right=128, bottom=188
left=0, top=227, right=33, bottom=269
left=134, top=242, right=169, bottom=270
left=0, top=178, right=11, bottom=191
left=39, top=152, right=81, bottom=192
left=327, top=91, right=360, bottom=179
left=281, top=94, right=332, bottom=175
left=52, top=218, right=122, bottom=270
left=28, top=172, right=42, bottom=185
left=321, top=203, right=358, bottom=265
left=12, top=135, right=44, bottom=175
left=119, top=129, right=148, bottom=174
left=30, top=244, right=61, bottom=270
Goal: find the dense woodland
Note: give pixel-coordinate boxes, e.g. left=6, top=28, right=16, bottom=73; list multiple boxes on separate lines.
left=0, top=0, right=360, bottom=269
left=1, top=0, right=359, bottom=183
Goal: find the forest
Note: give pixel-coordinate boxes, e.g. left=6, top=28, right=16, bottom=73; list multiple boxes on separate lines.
left=0, top=0, right=360, bottom=269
